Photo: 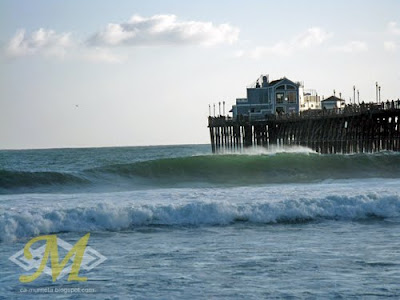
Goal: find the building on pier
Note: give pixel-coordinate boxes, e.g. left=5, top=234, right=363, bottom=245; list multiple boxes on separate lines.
left=300, top=89, right=321, bottom=111
left=321, top=95, right=346, bottom=110
left=231, top=75, right=302, bottom=120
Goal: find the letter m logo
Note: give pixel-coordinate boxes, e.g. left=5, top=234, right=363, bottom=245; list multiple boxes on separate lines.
left=9, top=233, right=107, bottom=282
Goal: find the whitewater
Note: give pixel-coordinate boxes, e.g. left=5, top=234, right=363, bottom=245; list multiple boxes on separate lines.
left=1, top=144, right=400, bottom=298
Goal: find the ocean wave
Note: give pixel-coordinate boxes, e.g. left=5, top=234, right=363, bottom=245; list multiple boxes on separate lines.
left=0, top=169, right=89, bottom=190
left=2, top=152, right=400, bottom=192
left=1, top=194, right=400, bottom=242
left=216, top=145, right=316, bottom=155
left=90, top=152, right=400, bottom=185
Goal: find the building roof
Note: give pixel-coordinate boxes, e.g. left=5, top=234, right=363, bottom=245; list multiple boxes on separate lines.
left=269, top=77, right=299, bottom=87
left=268, top=79, right=284, bottom=86
left=321, top=95, right=345, bottom=102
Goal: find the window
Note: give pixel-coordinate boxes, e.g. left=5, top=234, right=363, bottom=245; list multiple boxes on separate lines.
left=286, top=85, right=296, bottom=90
left=287, top=91, right=297, bottom=103
left=276, top=85, right=285, bottom=90
left=276, top=92, right=284, bottom=103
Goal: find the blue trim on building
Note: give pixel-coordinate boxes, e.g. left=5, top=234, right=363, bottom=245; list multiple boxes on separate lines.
left=232, top=75, right=300, bottom=120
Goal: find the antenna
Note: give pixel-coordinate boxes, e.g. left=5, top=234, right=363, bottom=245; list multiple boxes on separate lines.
left=379, top=86, right=381, bottom=104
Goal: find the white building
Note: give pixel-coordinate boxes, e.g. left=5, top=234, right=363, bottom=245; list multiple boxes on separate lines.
left=321, top=95, right=345, bottom=110
left=300, top=89, right=321, bottom=111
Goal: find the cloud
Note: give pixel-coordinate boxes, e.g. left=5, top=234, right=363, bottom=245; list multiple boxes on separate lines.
left=332, top=41, right=368, bottom=53
left=384, top=41, right=398, bottom=52
left=4, top=28, right=122, bottom=63
left=294, top=27, right=332, bottom=49
left=388, top=21, right=400, bottom=35
left=82, top=47, right=123, bottom=64
left=88, top=14, right=239, bottom=47
left=4, top=15, right=239, bottom=63
left=5, top=28, right=73, bottom=57
left=236, top=27, right=331, bottom=59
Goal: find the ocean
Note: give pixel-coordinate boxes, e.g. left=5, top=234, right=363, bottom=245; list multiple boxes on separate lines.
left=1, top=144, right=400, bottom=299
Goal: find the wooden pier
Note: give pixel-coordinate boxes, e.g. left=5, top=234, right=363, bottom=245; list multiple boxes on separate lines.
left=208, top=103, right=400, bottom=154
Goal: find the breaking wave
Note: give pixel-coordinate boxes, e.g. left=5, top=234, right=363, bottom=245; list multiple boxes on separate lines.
left=89, top=152, right=400, bottom=185
left=1, top=152, right=400, bottom=192
left=1, top=193, right=400, bottom=242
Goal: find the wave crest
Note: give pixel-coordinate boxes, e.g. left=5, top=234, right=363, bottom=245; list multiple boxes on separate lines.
left=1, top=194, right=399, bottom=242
left=91, top=152, right=400, bottom=184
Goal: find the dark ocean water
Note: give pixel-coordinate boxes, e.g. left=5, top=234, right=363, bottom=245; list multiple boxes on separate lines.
left=1, top=145, right=400, bottom=298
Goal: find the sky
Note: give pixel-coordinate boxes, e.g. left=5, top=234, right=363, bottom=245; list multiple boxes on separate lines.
left=0, top=0, right=399, bottom=149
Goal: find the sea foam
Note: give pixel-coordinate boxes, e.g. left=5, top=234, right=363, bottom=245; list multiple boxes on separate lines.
left=1, top=193, right=400, bottom=242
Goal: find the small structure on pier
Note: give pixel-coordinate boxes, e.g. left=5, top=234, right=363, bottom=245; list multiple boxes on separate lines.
left=321, top=95, right=346, bottom=110
left=300, top=89, right=321, bottom=111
